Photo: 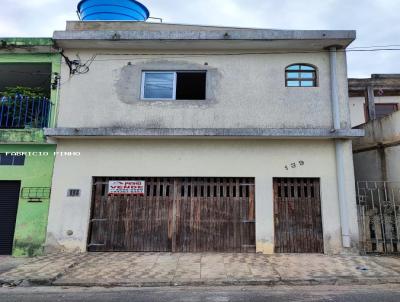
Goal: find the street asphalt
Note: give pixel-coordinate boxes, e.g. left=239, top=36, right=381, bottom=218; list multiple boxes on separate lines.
left=0, top=285, right=400, bottom=302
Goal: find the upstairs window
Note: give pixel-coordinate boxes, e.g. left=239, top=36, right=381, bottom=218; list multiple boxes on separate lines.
left=285, top=64, right=317, bottom=87
left=374, top=103, right=398, bottom=119
left=141, top=71, right=206, bottom=100
left=0, top=153, right=25, bottom=166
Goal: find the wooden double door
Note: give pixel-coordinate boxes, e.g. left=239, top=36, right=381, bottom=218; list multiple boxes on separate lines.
left=88, top=177, right=256, bottom=252
left=273, top=178, right=324, bottom=253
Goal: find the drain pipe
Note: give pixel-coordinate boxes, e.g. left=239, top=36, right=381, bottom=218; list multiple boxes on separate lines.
left=329, top=46, right=351, bottom=248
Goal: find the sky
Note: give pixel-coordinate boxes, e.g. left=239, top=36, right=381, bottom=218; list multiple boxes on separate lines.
left=0, top=0, right=399, bottom=78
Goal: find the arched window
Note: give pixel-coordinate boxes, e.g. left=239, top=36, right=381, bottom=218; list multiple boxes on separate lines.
left=285, top=64, right=317, bottom=87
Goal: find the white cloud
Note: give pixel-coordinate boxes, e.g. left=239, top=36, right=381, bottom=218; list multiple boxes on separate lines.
left=0, top=19, right=24, bottom=36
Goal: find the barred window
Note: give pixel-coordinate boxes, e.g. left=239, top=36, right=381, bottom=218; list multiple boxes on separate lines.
left=285, top=64, right=317, bottom=87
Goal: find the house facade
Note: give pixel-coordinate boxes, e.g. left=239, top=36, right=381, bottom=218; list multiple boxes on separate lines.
left=44, top=21, right=363, bottom=254
left=0, top=38, right=60, bottom=256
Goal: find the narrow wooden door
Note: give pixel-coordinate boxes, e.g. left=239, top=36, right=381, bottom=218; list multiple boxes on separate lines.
left=273, top=178, right=324, bottom=253
left=88, top=177, right=256, bottom=252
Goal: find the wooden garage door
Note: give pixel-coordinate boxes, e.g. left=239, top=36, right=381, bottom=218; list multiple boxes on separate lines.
left=0, top=181, right=21, bottom=255
left=88, top=177, right=255, bottom=252
left=273, top=178, right=324, bottom=253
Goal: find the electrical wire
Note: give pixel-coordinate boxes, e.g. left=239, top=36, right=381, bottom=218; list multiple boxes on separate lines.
left=348, top=44, right=400, bottom=49
left=1, top=45, right=398, bottom=87
left=56, top=47, right=400, bottom=63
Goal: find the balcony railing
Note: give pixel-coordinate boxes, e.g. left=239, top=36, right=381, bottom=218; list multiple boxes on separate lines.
left=0, top=96, right=52, bottom=129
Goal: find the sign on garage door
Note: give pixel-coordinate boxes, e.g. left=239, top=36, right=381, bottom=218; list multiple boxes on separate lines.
left=88, top=177, right=256, bottom=253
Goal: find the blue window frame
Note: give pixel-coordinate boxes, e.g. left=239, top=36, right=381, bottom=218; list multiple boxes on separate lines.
left=285, top=64, right=317, bottom=87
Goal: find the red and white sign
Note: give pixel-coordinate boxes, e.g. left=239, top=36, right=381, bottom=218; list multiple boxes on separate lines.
left=108, top=180, right=145, bottom=195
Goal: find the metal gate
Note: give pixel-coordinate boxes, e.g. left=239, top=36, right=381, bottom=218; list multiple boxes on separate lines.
left=273, top=178, right=324, bottom=253
left=0, top=181, right=21, bottom=255
left=357, top=181, right=400, bottom=254
left=88, top=177, right=256, bottom=252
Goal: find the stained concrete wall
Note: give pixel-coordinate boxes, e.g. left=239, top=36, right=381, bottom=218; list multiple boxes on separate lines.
left=349, top=96, right=400, bottom=128
left=353, top=110, right=400, bottom=148
left=45, top=138, right=359, bottom=254
left=56, top=50, right=351, bottom=129
left=353, top=150, right=384, bottom=182
left=353, top=110, right=400, bottom=182
left=386, top=145, right=400, bottom=181
left=353, top=146, right=400, bottom=182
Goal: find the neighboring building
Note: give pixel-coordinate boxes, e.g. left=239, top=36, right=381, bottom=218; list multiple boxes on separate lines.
left=0, top=38, right=61, bottom=256
left=349, top=74, right=400, bottom=128
left=350, top=75, right=400, bottom=254
left=44, top=21, right=363, bottom=255
left=350, top=75, right=400, bottom=182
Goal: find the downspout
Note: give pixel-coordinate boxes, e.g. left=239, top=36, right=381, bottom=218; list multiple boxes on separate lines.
left=329, top=46, right=351, bottom=248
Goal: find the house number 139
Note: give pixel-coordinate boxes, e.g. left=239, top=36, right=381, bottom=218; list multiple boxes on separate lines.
left=285, top=160, right=305, bottom=170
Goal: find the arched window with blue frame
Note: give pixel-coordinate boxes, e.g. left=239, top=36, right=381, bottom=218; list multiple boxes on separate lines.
left=285, top=64, right=317, bottom=87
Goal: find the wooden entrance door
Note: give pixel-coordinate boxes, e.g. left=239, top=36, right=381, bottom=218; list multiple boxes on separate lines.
left=273, top=178, right=324, bottom=253
left=88, top=177, right=256, bottom=252
left=0, top=181, right=21, bottom=255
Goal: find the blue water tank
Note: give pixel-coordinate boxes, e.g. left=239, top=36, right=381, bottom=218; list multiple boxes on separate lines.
left=77, top=0, right=150, bottom=21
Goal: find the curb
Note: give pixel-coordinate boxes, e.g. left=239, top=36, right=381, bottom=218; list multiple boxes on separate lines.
left=3, top=276, right=400, bottom=288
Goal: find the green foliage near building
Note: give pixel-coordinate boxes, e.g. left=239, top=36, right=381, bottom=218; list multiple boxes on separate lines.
left=0, top=86, right=48, bottom=98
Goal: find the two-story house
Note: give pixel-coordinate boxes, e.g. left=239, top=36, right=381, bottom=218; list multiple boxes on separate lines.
left=44, top=20, right=363, bottom=254
left=0, top=38, right=60, bottom=256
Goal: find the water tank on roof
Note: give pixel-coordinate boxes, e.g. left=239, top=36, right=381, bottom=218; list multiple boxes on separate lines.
left=77, top=0, right=150, bottom=21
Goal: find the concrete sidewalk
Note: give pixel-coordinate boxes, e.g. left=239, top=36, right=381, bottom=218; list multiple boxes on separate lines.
left=1, top=253, right=400, bottom=287
left=0, top=256, right=29, bottom=275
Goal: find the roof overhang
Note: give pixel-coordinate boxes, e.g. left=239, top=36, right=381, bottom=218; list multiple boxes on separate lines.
left=0, top=37, right=56, bottom=54
left=53, top=21, right=356, bottom=50
left=44, top=127, right=364, bottom=139
left=349, top=75, right=400, bottom=97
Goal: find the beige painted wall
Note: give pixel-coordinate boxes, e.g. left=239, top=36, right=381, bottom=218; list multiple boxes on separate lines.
left=56, top=50, right=351, bottom=129
left=46, top=138, right=358, bottom=254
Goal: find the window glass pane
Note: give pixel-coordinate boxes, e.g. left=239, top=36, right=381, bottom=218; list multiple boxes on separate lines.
left=176, top=72, right=206, bottom=100
left=286, top=72, right=299, bottom=79
left=286, top=65, right=300, bottom=71
left=0, top=154, right=13, bottom=165
left=287, top=81, right=300, bottom=87
left=300, top=72, right=314, bottom=79
left=300, top=65, right=315, bottom=71
left=375, top=104, right=398, bottom=119
left=143, top=72, right=174, bottom=99
left=13, top=155, right=25, bottom=166
left=301, top=81, right=314, bottom=87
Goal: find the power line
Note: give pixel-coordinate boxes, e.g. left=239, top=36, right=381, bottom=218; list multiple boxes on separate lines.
left=348, top=44, right=400, bottom=49
left=56, top=48, right=400, bottom=63
left=1, top=45, right=399, bottom=65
